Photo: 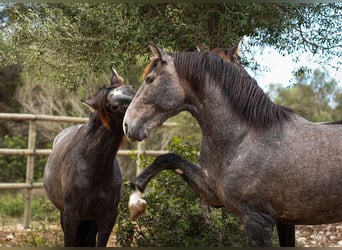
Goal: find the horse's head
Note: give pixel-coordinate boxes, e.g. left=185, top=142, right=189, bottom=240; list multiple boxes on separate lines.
left=83, top=68, right=136, bottom=130
left=106, top=84, right=136, bottom=113
left=123, top=43, right=186, bottom=141
left=83, top=84, right=135, bottom=114
left=194, top=39, right=242, bottom=64
left=210, top=38, right=242, bottom=63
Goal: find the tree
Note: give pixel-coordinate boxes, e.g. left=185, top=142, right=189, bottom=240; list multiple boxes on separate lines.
left=0, top=3, right=341, bottom=89
left=270, top=69, right=341, bottom=122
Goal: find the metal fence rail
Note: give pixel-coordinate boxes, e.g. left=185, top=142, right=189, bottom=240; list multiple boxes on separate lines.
left=0, top=112, right=171, bottom=228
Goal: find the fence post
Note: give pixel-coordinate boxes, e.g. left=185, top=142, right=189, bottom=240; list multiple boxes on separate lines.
left=136, top=140, right=146, bottom=175
left=23, top=120, right=37, bottom=228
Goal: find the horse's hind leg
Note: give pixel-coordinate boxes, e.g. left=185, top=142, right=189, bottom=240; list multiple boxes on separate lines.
left=276, top=223, right=295, bottom=247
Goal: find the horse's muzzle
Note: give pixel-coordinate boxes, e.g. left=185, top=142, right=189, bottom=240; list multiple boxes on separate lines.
left=123, top=121, right=148, bottom=141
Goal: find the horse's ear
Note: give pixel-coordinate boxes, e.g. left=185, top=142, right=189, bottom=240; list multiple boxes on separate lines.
left=81, top=98, right=96, bottom=112
left=228, top=38, right=242, bottom=61
left=110, top=65, right=118, bottom=75
left=110, top=66, right=124, bottom=86
left=196, top=46, right=203, bottom=52
left=149, top=42, right=172, bottom=63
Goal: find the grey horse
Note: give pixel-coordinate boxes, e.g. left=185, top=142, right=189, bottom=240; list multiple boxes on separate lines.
left=44, top=69, right=135, bottom=247
left=123, top=43, right=342, bottom=247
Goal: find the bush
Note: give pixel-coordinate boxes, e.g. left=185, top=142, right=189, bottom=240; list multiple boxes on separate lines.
left=0, top=192, right=25, bottom=217
left=0, top=135, right=27, bottom=183
left=31, top=196, right=59, bottom=223
left=114, top=136, right=247, bottom=247
left=0, top=135, right=50, bottom=183
left=0, top=192, right=59, bottom=224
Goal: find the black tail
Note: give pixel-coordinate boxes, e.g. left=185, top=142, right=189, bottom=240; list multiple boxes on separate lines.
left=76, top=220, right=98, bottom=247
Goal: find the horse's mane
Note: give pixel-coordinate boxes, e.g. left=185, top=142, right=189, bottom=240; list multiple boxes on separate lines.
left=88, top=85, right=117, bottom=131
left=172, top=52, right=293, bottom=129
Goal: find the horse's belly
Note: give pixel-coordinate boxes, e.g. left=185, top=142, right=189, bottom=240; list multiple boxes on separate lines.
left=280, top=213, right=342, bottom=225
left=278, top=198, right=342, bottom=225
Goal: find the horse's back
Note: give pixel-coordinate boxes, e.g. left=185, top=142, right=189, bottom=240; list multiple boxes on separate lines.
left=53, top=124, right=83, bottom=148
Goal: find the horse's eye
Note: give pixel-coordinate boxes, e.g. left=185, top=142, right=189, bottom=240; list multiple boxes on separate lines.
left=145, top=76, right=154, bottom=84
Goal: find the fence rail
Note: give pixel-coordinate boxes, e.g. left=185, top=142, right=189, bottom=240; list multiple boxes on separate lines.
left=0, top=112, right=172, bottom=228
left=0, top=148, right=168, bottom=156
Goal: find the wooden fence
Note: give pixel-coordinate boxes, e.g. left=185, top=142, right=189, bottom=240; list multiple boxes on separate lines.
left=0, top=113, right=172, bottom=228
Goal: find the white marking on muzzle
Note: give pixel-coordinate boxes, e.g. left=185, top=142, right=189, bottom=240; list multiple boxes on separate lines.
left=128, top=189, right=147, bottom=221
left=113, top=88, right=124, bottom=97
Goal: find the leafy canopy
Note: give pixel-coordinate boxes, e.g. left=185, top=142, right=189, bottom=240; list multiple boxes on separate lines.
left=0, top=3, right=341, bottom=90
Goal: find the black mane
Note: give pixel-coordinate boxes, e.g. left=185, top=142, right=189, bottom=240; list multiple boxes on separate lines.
left=173, top=52, right=293, bottom=129
left=87, top=85, right=123, bottom=133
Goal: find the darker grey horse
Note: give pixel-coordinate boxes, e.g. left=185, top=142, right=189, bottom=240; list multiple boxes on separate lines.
left=123, top=43, right=342, bottom=247
left=43, top=68, right=135, bottom=247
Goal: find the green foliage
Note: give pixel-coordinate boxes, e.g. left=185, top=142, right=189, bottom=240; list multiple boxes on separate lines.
left=271, top=69, right=342, bottom=122
left=1, top=3, right=340, bottom=89
left=0, top=192, right=59, bottom=222
left=0, top=135, right=27, bottom=183
left=0, top=135, right=49, bottom=182
left=0, top=64, right=22, bottom=114
left=0, top=192, right=25, bottom=217
left=168, top=135, right=200, bottom=163
left=115, top=136, right=247, bottom=247
left=31, top=196, right=59, bottom=223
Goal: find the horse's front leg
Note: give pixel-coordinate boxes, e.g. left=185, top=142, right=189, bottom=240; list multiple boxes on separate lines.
left=129, top=153, right=221, bottom=220
left=63, top=206, right=81, bottom=247
left=96, top=207, right=118, bottom=247
left=241, top=207, right=276, bottom=247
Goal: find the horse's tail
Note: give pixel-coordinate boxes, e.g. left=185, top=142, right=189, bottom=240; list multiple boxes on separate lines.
left=76, top=220, right=98, bottom=246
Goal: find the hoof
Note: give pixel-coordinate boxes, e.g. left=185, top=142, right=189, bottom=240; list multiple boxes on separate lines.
left=128, top=190, right=147, bottom=221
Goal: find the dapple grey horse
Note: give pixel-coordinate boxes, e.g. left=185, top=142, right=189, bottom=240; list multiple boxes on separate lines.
left=123, top=43, right=342, bottom=247
left=44, top=68, right=135, bottom=247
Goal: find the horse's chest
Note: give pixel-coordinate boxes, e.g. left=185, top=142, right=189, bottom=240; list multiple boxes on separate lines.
left=76, top=185, right=117, bottom=216
left=72, top=173, right=117, bottom=200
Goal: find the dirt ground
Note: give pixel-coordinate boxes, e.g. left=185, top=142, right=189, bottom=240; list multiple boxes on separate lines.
left=296, top=223, right=342, bottom=247
left=1, top=222, right=342, bottom=247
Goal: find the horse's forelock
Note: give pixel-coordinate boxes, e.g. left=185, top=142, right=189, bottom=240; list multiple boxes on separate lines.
left=142, top=58, right=159, bottom=80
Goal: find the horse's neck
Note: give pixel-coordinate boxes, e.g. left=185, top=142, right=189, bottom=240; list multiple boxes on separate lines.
left=188, top=84, right=249, bottom=160
left=83, top=114, right=123, bottom=165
